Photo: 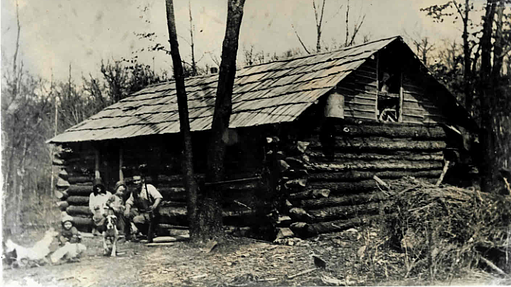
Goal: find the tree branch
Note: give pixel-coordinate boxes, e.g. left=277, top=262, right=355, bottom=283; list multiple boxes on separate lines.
left=349, top=14, right=366, bottom=46
left=291, top=24, right=311, bottom=54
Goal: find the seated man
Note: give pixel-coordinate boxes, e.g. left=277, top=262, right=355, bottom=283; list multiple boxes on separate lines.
left=124, top=175, right=163, bottom=242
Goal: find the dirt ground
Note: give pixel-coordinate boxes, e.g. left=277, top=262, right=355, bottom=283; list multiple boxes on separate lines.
left=2, top=228, right=508, bottom=287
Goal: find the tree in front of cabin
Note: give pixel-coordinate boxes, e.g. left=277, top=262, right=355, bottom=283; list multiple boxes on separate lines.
left=165, top=0, right=246, bottom=241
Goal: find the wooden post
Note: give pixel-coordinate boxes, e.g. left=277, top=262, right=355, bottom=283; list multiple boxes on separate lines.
left=375, top=53, right=379, bottom=120
left=94, top=148, right=100, bottom=179
left=399, top=72, right=403, bottom=122
left=119, top=147, right=124, bottom=181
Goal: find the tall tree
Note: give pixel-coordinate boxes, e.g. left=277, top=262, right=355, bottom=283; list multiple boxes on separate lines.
left=421, top=0, right=475, bottom=112
left=165, top=0, right=200, bottom=239
left=293, top=0, right=366, bottom=54
left=313, top=0, right=327, bottom=52
left=478, top=0, right=497, bottom=193
left=188, top=0, right=198, bottom=76
left=203, top=0, right=246, bottom=239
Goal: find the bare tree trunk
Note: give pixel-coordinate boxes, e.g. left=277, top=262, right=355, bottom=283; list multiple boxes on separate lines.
left=12, top=0, right=21, bottom=97
left=203, top=0, right=246, bottom=239
left=345, top=0, right=349, bottom=47
left=458, top=0, right=473, bottom=113
left=165, top=0, right=200, bottom=240
left=15, top=136, right=28, bottom=233
left=479, top=0, right=497, bottom=193
left=492, top=0, right=504, bottom=79
left=189, top=0, right=197, bottom=76
left=313, top=0, right=326, bottom=52
left=491, top=0, right=510, bottom=184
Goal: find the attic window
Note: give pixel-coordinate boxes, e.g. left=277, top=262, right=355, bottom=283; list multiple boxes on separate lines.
left=377, top=53, right=402, bottom=122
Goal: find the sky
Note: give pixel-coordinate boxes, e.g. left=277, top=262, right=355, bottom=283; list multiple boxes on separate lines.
left=1, top=0, right=480, bottom=82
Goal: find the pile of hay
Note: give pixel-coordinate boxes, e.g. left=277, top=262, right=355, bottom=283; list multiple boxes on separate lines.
left=381, top=177, right=511, bottom=280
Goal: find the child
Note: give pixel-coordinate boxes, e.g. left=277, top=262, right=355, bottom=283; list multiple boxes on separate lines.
left=106, top=181, right=130, bottom=239
left=51, top=214, right=86, bottom=264
left=59, top=215, right=81, bottom=245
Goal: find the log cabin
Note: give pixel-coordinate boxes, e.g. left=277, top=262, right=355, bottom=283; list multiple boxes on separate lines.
left=48, top=36, right=477, bottom=239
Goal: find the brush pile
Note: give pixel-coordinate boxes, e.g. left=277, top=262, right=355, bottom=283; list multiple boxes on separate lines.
left=381, top=177, right=511, bottom=280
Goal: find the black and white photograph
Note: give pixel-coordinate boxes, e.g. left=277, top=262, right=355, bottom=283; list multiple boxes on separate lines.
left=1, top=0, right=510, bottom=286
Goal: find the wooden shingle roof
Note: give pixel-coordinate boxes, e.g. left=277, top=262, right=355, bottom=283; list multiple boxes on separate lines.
left=49, top=36, right=400, bottom=143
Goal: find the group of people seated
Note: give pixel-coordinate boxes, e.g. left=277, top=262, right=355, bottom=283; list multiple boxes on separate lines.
left=88, top=173, right=163, bottom=242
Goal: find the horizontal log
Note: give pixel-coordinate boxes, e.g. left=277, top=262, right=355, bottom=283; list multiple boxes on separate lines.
left=55, top=189, right=68, bottom=200
left=156, top=225, right=190, bottom=237
left=159, top=189, right=187, bottom=202
left=57, top=201, right=69, bottom=211
left=67, top=176, right=93, bottom=184
left=160, top=201, right=187, bottom=207
left=285, top=157, right=307, bottom=169
left=158, top=206, right=262, bottom=227
left=289, top=222, right=308, bottom=238
left=307, top=202, right=381, bottom=222
left=71, top=216, right=93, bottom=227
left=288, top=189, right=331, bottom=200
left=66, top=205, right=93, bottom=216
left=307, top=180, right=378, bottom=194
left=308, top=137, right=447, bottom=151
left=156, top=224, right=189, bottom=230
left=159, top=206, right=188, bottom=226
left=306, top=151, right=444, bottom=162
left=67, top=184, right=93, bottom=196
left=299, top=192, right=388, bottom=209
left=158, top=186, right=185, bottom=193
left=275, top=227, right=295, bottom=240
left=288, top=190, right=313, bottom=200
left=159, top=206, right=187, bottom=217
left=224, top=226, right=252, bottom=237
left=306, top=160, right=444, bottom=172
left=316, top=121, right=446, bottom=139
left=303, top=215, right=381, bottom=237
left=308, top=170, right=443, bottom=182
left=284, top=179, right=307, bottom=189
left=52, top=158, right=65, bottom=166
left=215, top=181, right=261, bottom=192
left=58, top=169, right=68, bottom=179
left=66, top=196, right=89, bottom=206
left=289, top=208, right=314, bottom=223
left=56, top=178, right=70, bottom=188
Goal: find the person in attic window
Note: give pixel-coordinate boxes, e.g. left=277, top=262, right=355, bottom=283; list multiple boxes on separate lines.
left=380, top=72, right=391, bottom=93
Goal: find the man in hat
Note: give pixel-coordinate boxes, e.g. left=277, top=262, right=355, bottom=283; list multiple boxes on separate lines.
left=124, top=175, right=162, bottom=242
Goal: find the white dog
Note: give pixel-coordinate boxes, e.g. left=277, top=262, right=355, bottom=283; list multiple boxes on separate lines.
left=5, top=228, right=59, bottom=267
left=103, top=213, right=119, bottom=257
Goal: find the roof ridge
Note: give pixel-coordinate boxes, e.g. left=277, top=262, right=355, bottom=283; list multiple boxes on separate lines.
left=137, top=36, right=401, bottom=92
left=241, top=35, right=401, bottom=69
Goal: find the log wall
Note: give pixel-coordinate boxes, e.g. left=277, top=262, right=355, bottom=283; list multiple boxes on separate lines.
left=279, top=119, right=447, bottom=238
left=52, top=129, right=275, bottom=239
